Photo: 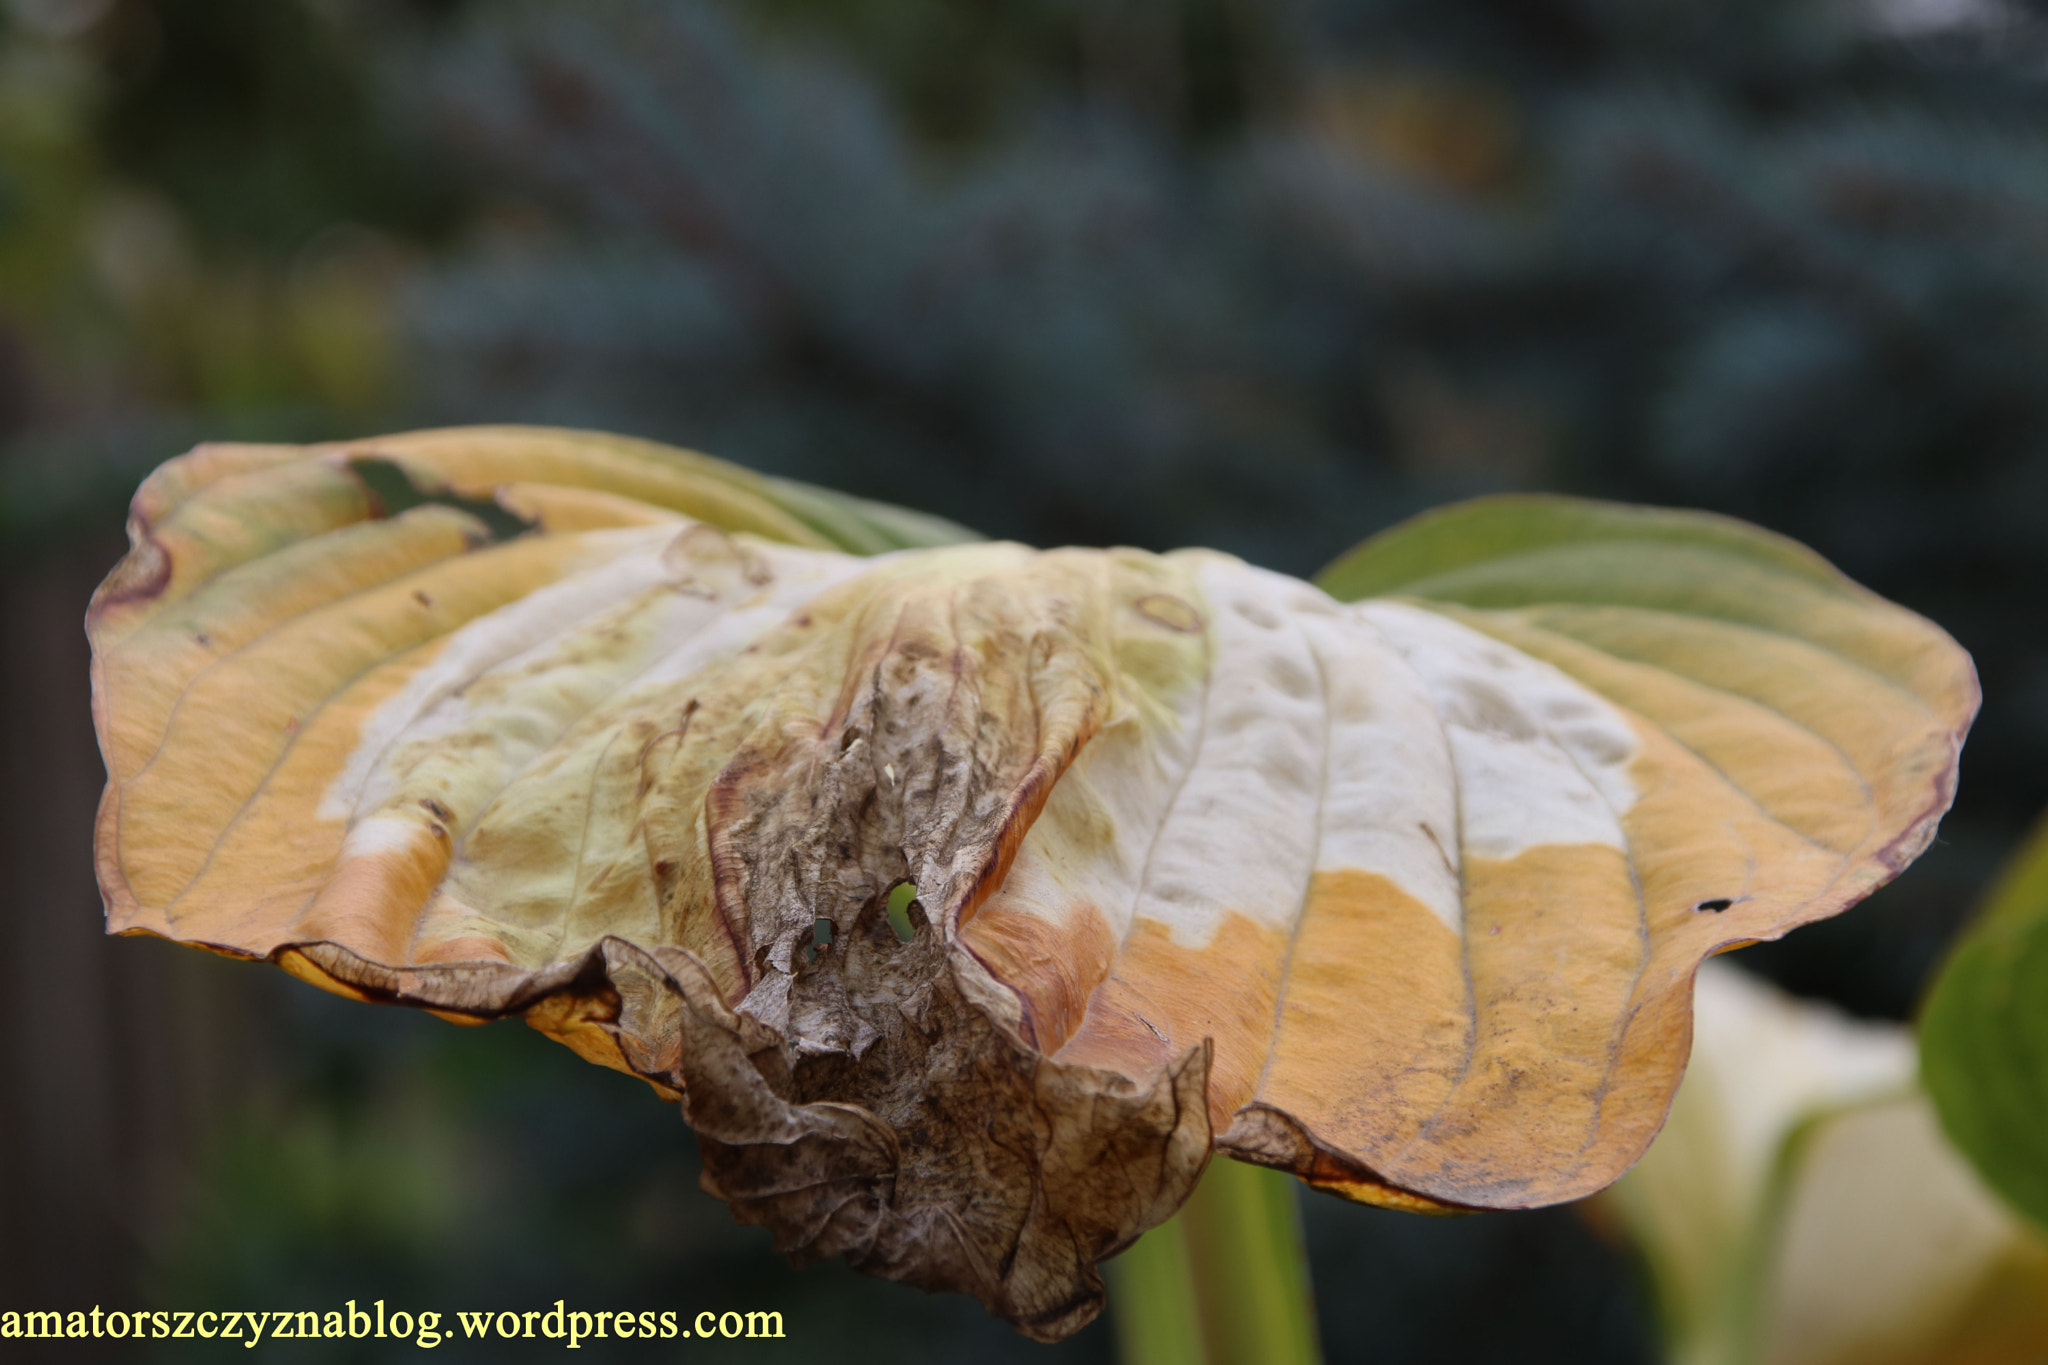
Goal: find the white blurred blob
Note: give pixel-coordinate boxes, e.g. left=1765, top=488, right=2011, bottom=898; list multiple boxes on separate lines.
left=1599, top=960, right=2048, bottom=1365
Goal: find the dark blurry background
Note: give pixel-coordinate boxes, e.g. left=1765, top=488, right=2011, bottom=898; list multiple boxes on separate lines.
left=4, top=0, right=2047, bottom=1359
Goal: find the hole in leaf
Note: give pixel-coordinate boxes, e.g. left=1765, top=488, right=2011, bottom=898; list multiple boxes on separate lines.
left=348, top=456, right=534, bottom=543
left=886, top=881, right=918, bottom=943
left=803, top=916, right=835, bottom=967
left=1695, top=898, right=1733, bottom=913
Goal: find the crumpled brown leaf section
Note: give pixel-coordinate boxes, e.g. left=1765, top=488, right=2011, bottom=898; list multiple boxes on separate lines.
left=637, top=549, right=1215, bottom=1337
left=293, top=924, right=1211, bottom=1340
left=614, top=939, right=1209, bottom=1339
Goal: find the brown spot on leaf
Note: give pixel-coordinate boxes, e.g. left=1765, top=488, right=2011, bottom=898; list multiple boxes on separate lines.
left=89, top=527, right=174, bottom=612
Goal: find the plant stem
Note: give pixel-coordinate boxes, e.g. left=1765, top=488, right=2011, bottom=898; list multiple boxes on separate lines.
left=1109, top=1159, right=1323, bottom=1365
left=1111, top=1206, right=1210, bottom=1365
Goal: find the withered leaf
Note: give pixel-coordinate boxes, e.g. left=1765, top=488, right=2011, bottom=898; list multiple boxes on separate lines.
left=88, top=428, right=1976, bottom=1338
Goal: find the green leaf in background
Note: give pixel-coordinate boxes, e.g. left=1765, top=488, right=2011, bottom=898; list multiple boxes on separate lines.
left=1921, top=807, right=2048, bottom=1236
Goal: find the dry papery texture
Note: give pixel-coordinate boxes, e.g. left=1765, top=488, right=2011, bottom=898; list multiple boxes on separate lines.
left=88, top=428, right=1977, bottom=1339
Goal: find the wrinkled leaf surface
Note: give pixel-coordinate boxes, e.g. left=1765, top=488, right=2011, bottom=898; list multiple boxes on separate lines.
left=89, top=433, right=1975, bottom=1338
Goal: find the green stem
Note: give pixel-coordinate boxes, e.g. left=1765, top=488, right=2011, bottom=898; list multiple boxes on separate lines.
left=1110, top=1207, right=1210, bottom=1365
left=1109, top=1160, right=1323, bottom=1365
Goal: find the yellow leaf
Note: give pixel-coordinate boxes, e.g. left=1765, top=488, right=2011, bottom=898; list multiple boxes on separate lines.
left=88, top=432, right=1975, bottom=1339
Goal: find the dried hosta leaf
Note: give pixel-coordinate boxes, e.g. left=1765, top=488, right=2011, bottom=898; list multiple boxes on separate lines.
left=89, top=432, right=1975, bottom=1339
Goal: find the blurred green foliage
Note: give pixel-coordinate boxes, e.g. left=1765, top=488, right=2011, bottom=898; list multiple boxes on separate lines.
left=1921, top=808, right=2048, bottom=1238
